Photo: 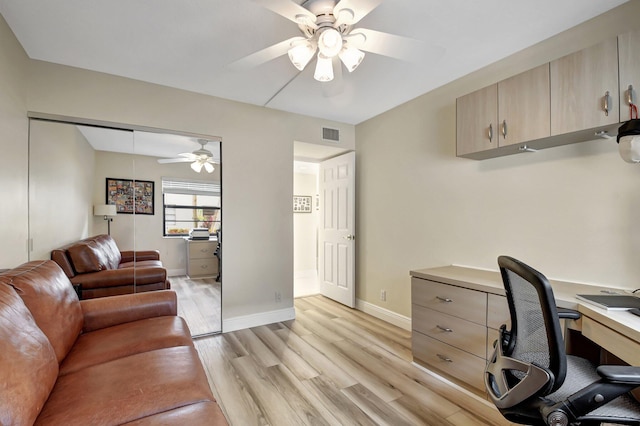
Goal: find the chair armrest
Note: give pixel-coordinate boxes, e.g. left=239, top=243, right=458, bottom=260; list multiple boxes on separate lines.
left=80, top=290, right=177, bottom=332
left=557, top=307, right=581, bottom=320
left=597, top=365, right=640, bottom=385
left=120, top=250, right=160, bottom=263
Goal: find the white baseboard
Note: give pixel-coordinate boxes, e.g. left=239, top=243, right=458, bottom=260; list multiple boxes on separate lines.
left=223, top=307, right=296, bottom=333
left=167, top=268, right=186, bottom=277
left=356, top=299, right=411, bottom=331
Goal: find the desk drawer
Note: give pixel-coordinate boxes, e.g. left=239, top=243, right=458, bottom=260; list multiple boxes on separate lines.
left=581, top=317, right=640, bottom=365
left=187, top=258, right=218, bottom=277
left=412, top=331, right=486, bottom=391
left=412, top=277, right=487, bottom=325
left=188, top=241, right=217, bottom=259
left=412, top=304, right=487, bottom=358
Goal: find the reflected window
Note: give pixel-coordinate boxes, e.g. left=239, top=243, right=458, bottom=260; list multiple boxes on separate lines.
left=162, top=178, right=220, bottom=236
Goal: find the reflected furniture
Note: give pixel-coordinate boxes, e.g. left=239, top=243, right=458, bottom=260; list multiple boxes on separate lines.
left=485, top=256, right=640, bottom=425
left=186, top=238, right=219, bottom=280
left=0, top=259, right=227, bottom=425
left=51, top=234, right=169, bottom=299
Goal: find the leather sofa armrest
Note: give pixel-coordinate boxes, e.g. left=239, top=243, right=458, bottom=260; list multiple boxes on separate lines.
left=80, top=290, right=178, bottom=332
left=120, top=250, right=161, bottom=263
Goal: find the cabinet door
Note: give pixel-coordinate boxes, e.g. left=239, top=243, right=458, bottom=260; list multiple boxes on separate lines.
left=456, top=84, right=498, bottom=157
left=498, top=64, right=551, bottom=146
left=550, top=38, right=619, bottom=135
left=619, top=29, right=640, bottom=122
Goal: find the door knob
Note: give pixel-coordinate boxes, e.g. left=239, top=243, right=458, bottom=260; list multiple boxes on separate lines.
left=344, top=234, right=355, bottom=240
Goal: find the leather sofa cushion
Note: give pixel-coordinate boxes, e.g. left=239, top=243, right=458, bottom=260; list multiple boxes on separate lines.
left=67, top=241, right=108, bottom=273
left=0, top=283, right=59, bottom=426
left=0, top=260, right=83, bottom=363
left=35, top=346, right=216, bottom=425
left=69, top=267, right=167, bottom=289
left=121, top=401, right=227, bottom=425
left=59, top=316, right=193, bottom=375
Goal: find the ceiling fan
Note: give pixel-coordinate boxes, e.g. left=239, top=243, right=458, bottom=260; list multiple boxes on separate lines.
left=231, top=0, right=441, bottom=84
left=157, top=139, right=217, bottom=173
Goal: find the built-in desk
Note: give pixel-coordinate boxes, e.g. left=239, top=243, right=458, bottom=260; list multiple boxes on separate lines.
left=410, top=265, right=640, bottom=395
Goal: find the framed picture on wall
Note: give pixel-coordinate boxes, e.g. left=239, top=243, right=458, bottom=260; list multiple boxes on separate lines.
left=293, top=195, right=312, bottom=213
left=106, top=178, right=154, bottom=215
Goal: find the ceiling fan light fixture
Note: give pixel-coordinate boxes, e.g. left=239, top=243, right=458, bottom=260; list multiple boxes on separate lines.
left=314, top=53, right=334, bottom=82
left=288, top=40, right=316, bottom=71
left=191, top=161, right=203, bottom=173
left=203, top=162, right=214, bottom=173
left=339, top=44, right=365, bottom=72
left=317, top=27, right=343, bottom=58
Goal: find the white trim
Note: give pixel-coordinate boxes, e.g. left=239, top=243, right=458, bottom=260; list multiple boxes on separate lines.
left=222, top=307, right=296, bottom=333
left=355, top=298, right=411, bottom=331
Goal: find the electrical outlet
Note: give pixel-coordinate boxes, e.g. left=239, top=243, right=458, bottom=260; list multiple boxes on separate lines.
left=380, top=290, right=386, bottom=301
left=275, top=291, right=282, bottom=303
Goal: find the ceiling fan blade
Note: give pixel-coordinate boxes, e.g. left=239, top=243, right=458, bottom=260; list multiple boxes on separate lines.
left=346, top=28, right=444, bottom=62
left=157, top=158, right=193, bottom=164
left=227, top=36, right=306, bottom=70
left=322, top=58, right=344, bottom=98
left=334, top=0, right=383, bottom=26
left=251, top=0, right=317, bottom=26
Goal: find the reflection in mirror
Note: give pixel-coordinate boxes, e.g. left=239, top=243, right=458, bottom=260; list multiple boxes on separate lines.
left=28, top=119, right=222, bottom=335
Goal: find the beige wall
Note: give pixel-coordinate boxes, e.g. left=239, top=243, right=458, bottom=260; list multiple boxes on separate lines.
left=356, top=1, right=640, bottom=317
left=29, top=120, right=96, bottom=259
left=0, top=13, right=28, bottom=268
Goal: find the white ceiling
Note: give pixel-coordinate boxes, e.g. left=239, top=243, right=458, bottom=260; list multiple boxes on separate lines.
left=0, top=0, right=627, bottom=125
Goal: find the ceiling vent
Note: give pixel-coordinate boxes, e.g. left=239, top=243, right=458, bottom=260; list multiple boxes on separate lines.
left=322, top=127, right=340, bottom=143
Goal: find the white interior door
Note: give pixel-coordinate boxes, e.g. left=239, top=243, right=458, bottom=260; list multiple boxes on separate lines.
left=319, top=151, right=355, bottom=307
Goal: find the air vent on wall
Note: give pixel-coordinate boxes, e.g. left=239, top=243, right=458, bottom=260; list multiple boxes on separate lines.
left=322, top=127, right=340, bottom=143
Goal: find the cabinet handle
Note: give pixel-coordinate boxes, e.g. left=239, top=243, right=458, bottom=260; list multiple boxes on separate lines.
left=436, top=296, right=453, bottom=303
left=436, top=325, right=453, bottom=332
left=603, top=91, right=611, bottom=116
left=628, top=85, right=636, bottom=106
left=436, top=354, right=453, bottom=362
left=501, top=120, right=507, bottom=138
left=488, top=123, right=493, bottom=142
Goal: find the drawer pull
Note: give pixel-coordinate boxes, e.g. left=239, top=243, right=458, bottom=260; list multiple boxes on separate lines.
left=200, top=265, right=209, bottom=269
left=436, top=354, right=453, bottom=362
left=436, top=296, right=453, bottom=303
left=436, top=325, right=453, bottom=333
left=200, top=249, right=209, bottom=253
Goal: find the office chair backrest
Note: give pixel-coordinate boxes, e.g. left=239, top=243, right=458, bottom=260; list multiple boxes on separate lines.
left=498, top=256, right=567, bottom=394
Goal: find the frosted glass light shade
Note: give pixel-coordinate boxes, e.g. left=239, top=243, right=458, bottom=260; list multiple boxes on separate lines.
left=203, top=162, right=214, bottom=173
left=314, top=53, right=334, bottom=82
left=94, top=204, right=117, bottom=217
left=339, top=45, right=365, bottom=72
left=288, top=41, right=316, bottom=71
left=191, top=161, right=203, bottom=173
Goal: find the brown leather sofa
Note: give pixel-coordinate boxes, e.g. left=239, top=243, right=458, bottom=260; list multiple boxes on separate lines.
left=0, top=259, right=227, bottom=425
left=51, top=234, right=170, bottom=299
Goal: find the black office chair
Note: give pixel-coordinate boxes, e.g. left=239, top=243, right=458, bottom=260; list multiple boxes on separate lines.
left=485, top=256, right=640, bottom=425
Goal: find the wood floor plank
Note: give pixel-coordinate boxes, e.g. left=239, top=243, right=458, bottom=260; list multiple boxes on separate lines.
left=302, top=375, right=378, bottom=426
left=252, top=325, right=319, bottom=381
left=341, top=383, right=415, bottom=426
left=196, top=295, right=512, bottom=426
left=230, top=355, right=319, bottom=426
left=273, top=326, right=358, bottom=389
left=301, top=334, right=404, bottom=403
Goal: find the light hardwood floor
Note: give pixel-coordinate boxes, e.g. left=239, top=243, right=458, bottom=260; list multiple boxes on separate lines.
left=171, top=275, right=221, bottom=336
left=194, top=295, right=514, bottom=426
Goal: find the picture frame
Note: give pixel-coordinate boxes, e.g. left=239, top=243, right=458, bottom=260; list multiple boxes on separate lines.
left=293, top=195, right=312, bottom=213
left=106, top=178, right=155, bottom=215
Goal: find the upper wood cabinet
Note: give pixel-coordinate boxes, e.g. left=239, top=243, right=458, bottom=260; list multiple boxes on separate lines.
left=619, top=29, right=640, bottom=122
left=456, top=85, right=497, bottom=157
left=550, top=37, right=619, bottom=135
left=498, top=64, right=551, bottom=147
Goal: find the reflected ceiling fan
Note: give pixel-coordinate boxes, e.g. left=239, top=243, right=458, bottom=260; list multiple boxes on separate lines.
left=232, top=0, right=442, bottom=85
left=157, top=139, right=217, bottom=173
